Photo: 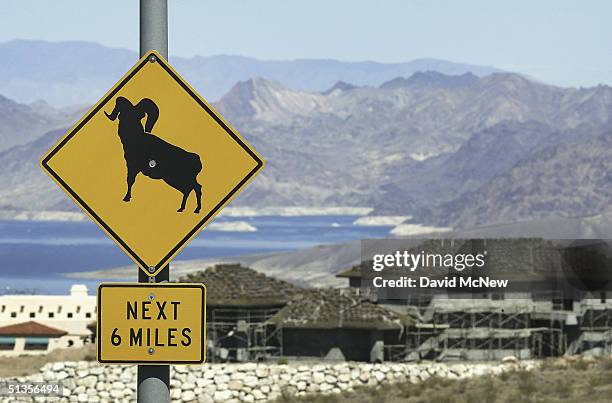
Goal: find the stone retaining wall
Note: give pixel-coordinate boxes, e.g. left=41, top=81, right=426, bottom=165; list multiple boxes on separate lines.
left=1, top=360, right=536, bottom=402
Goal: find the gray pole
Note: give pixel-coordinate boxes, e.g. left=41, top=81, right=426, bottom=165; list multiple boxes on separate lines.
left=138, top=1, right=170, bottom=402
left=140, top=0, right=168, bottom=59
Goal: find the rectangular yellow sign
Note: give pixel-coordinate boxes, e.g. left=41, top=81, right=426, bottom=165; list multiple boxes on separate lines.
left=97, top=283, right=205, bottom=364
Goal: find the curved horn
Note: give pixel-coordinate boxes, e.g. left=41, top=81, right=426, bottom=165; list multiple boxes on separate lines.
left=135, top=98, right=159, bottom=132
left=105, top=96, right=130, bottom=121
left=105, top=104, right=119, bottom=121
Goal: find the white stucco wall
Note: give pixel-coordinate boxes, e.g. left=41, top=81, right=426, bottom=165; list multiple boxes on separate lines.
left=0, top=285, right=96, bottom=337
left=0, top=335, right=80, bottom=357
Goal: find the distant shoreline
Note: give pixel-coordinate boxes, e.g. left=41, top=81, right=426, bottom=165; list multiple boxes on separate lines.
left=0, top=206, right=374, bottom=222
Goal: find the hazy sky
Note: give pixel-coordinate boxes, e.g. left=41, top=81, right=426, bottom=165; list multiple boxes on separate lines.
left=1, top=0, right=611, bottom=87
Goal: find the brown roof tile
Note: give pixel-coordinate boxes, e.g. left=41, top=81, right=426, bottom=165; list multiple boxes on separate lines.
left=178, top=264, right=304, bottom=307
left=269, top=288, right=412, bottom=330
left=0, top=321, right=68, bottom=337
left=335, top=265, right=362, bottom=278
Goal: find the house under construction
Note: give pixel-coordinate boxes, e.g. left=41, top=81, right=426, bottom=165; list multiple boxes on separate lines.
left=337, top=238, right=612, bottom=361
left=180, top=264, right=410, bottom=362
left=181, top=237, right=612, bottom=362
left=179, top=264, right=301, bottom=362
left=268, top=288, right=411, bottom=362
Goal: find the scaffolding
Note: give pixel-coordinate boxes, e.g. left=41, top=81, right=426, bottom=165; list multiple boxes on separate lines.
left=566, top=300, right=612, bottom=355
left=206, top=306, right=284, bottom=362
left=380, top=297, right=571, bottom=361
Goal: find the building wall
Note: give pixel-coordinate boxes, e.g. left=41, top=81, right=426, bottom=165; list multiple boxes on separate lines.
left=0, top=285, right=96, bottom=337
left=0, top=336, right=78, bottom=357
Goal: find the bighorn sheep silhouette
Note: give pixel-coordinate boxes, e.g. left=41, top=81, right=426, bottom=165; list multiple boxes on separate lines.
left=105, top=97, right=203, bottom=213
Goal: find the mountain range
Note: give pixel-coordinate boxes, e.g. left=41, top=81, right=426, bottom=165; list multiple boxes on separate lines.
left=0, top=43, right=611, bottom=231
left=0, top=96, right=82, bottom=152
left=0, top=40, right=501, bottom=106
left=213, top=72, right=612, bottom=229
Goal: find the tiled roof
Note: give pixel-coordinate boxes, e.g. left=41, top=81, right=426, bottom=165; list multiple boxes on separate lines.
left=0, top=321, right=68, bottom=337
left=335, top=266, right=362, bottom=278
left=178, top=264, right=303, bottom=307
left=269, top=288, right=412, bottom=330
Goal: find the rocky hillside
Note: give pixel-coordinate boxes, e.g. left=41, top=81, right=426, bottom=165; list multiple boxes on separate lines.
left=422, top=131, right=612, bottom=228
left=1, top=69, right=612, bottom=230
left=0, top=95, right=79, bottom=152
left=215, top=72, right=612, bottom=222
left=0, top=129, right=75, bottom=212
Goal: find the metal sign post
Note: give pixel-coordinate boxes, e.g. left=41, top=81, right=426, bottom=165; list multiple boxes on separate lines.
left=137, top=269, right=170, bottom=403
left=139, top=1, right=169, bottom=402
left=140, top=0, right=168, bottom=61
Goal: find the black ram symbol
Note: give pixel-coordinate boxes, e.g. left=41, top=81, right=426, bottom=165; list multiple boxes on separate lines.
left=105, top=97, right=203, bottom=213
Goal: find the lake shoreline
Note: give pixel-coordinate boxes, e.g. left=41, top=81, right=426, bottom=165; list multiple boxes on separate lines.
left=0, top=215, right=396, bottom=293
left=0, top=206, right=375, bottom=222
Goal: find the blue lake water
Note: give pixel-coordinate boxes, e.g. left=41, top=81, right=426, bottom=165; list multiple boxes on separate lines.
left=0, top=216, right=392, bottom=295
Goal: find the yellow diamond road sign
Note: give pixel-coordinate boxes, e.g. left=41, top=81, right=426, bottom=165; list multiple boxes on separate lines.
left=97, top=283, right=206, bottom=364
left=40, top=51, right=265, bottom=277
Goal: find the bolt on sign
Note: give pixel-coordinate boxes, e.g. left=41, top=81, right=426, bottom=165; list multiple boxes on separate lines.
left=97, top=284, right=205, bottom=364
left=40, top=51, right=265, bottom=277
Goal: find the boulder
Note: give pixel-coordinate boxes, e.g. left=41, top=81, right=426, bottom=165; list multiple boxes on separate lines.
left=502, top=355, right=518, bottom=364
left=252, top=389, right=266, bottom=400
left=52, top=363, right=65, bottom=371
left=81, top=375, right=97, bottom=388
left=213, top=390, right=232, bottom=401
left=373, top=371, right=385, bottom=382
left=227, top=380, right=243, bottom=390
left=182, top=382, right=196, bottom=390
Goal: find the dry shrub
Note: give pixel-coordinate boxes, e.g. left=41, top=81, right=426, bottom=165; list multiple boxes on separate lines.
left=0, top=344, right=95, bottom=377
left=273, top=358, right=612, bottom=403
